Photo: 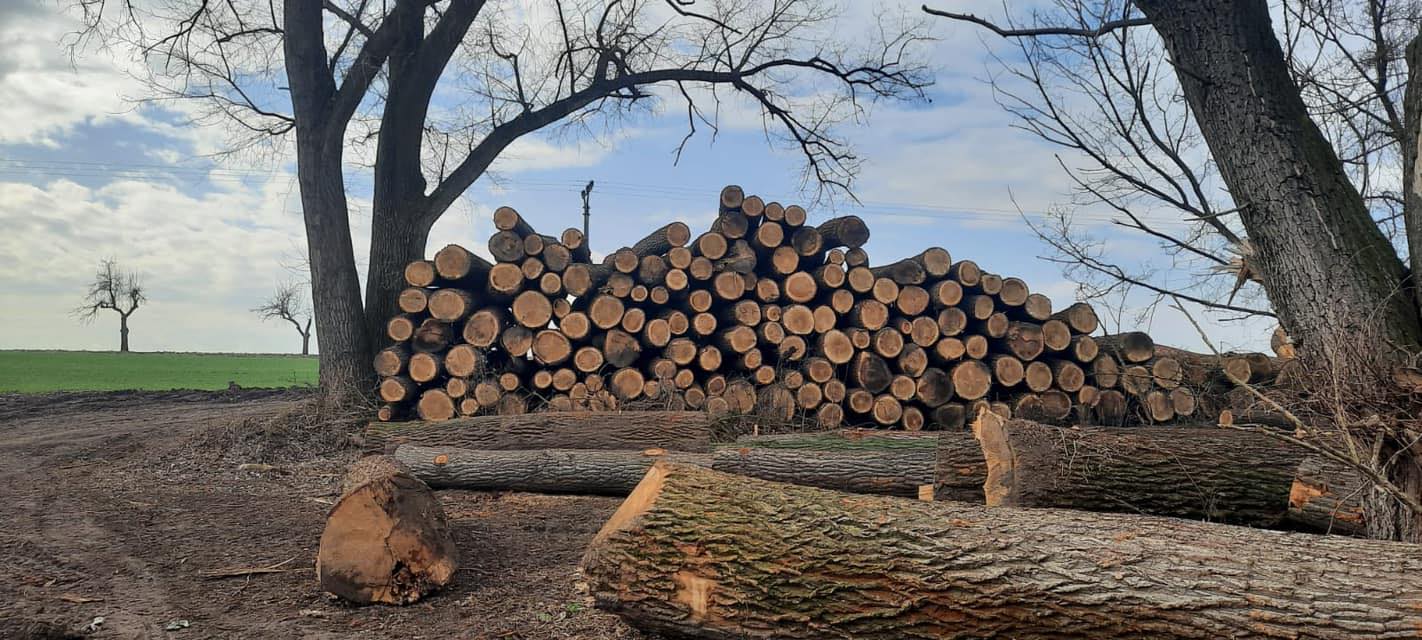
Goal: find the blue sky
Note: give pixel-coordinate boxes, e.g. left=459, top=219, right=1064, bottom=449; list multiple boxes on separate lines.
left=0, top=0, right=1273, bottom=354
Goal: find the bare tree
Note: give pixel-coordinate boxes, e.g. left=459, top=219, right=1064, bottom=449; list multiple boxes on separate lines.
left=254, top=282, right=315, bottom=355
left=925, top=0, right=1422, bottom=541
left=74, top=0, right=931, bottom=397
left=75, top=258, right=145, bottom=352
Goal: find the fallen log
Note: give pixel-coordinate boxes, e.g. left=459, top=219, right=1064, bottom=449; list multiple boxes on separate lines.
left=713, top=431, right=957, bottom=498
left=581, top=462, right=1422, bottom=639
left=316, top=455, right=457, bottom=605
left=364, top=411, right=713, bottom=452
left=974, top=414, right=1310, bottom=527
left=394, top=445, right=710, bottom=494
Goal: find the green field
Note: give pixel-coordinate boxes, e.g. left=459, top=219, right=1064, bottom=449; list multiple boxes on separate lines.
left=0, top=351, right=319, bottom=393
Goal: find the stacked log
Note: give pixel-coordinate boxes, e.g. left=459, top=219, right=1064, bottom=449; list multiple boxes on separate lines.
left=375, top=185, right=1188, bottom=430
left=1088, top=338, right=1303, bottom=425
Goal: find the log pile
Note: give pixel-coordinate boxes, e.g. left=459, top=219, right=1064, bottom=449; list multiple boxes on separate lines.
left=374, top=185, right=1168, bottom=430
left=1090, top=332, right=1303, bottom=425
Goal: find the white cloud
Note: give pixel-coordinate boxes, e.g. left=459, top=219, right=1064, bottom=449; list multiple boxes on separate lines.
left=0, top=174, right=314, bottom=352
left=491, top=133, right=630, bottom=173
left=0, top=3, right=148, bottom=146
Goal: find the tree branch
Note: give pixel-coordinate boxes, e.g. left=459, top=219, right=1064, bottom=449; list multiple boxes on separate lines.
left=922, top=6, right=1150, bottom=38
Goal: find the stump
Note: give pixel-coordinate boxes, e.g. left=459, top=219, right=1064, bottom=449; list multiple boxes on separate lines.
left=316, top=455, right=457, bottom=605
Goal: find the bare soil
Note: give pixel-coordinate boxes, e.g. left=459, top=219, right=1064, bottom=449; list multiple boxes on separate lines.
left=0, top=390, right=645, bottom=639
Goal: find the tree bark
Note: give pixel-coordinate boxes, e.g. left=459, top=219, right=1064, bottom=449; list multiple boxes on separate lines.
left=394, top=445, right=710, bottom=494
left=365, top=215, right=433, bottom=354
left=119, top=313, right=130, bottom=352
left=975, top=415, right=1311, bottom=527
left=582, top=462, right=1422, bottom=639
left=363, top=411, right=714, bottom=452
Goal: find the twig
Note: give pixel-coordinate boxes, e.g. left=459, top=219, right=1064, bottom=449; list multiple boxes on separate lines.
left=199, top=556, right=307, bottom=579
left=922, top=6, right=1150, bottom=38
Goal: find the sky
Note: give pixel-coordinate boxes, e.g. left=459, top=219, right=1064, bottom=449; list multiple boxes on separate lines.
left=0, top=0, right=1275, bottom=355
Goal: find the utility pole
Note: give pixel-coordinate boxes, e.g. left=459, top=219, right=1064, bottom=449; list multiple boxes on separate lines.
left=580, top=180, right=594, bottom=244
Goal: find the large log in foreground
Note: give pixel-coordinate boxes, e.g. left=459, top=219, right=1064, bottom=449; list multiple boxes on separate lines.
left=581, top=462, right=1422, bottom=639
left=394, top=445, right=710, bottom=494
left=316, top=456, right=458, bottom=605
left=974, top=414, right=1313, bottom=527
left=364, top=411, right=714, bottom=452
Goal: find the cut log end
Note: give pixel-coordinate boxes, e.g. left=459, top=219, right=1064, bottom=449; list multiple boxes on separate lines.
left=317, top=456, right=458, bottom=605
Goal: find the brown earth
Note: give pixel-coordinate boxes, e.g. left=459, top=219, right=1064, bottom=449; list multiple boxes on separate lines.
left=0, top=390, right=645, bottom=639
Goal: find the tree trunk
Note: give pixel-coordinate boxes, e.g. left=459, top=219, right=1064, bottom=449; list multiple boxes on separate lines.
left=316, top=455, right=457, bottom=605
left=975, top=414, right=1310, bottom=527
left=362, top=411, right=714, bottom=452
left=1138, top=0, right=1421, bottom=367
left=1390, top=35, right=1422, bottom=544
left=118, top=313, right=129, bottom=352
left=284, top=0, right=370, bottom=398
left=364, top=3, right=479, bottom=358
left=301, top=331, right=311, bottom=356
left=582, top=462, right=1422, bottom=639
left=1367, top=444, right=1422, bottom=542
left=365, top=214, right=433, bottom=356
left=394, top=444, right=710, bottom=494
left=1403, top=34, right=1422, bottom=322
left=1137, top=0, right=1422, bottom=542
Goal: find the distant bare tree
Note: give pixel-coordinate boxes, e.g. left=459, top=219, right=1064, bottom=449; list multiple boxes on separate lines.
left=254, top=282, right=315, bottom=355
left=75, top=258, right=145, bottom=352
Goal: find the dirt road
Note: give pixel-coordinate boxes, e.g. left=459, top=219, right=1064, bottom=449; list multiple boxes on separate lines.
left=0, top=390, right=641, bottom=639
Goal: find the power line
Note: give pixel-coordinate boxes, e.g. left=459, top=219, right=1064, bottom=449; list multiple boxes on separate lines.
left=0, top=157, right=1205, bottom=228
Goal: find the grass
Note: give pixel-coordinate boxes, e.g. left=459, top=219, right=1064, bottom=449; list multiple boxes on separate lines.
left=0, top=350, right=319, bottom=393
